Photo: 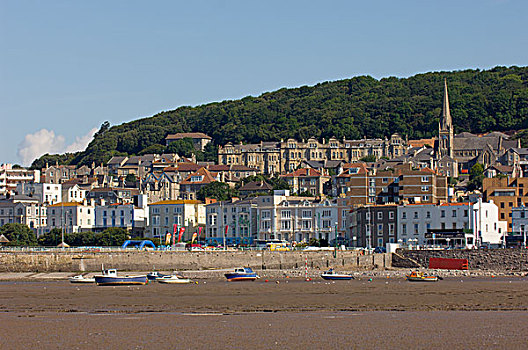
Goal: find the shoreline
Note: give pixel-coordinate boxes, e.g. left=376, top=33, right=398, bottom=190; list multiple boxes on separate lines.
left=1, top=268, right=526, bottom=281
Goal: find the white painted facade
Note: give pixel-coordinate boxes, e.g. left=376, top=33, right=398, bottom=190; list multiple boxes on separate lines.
left=397, top=200, right=506, bottom=248
left=46, top=201, right=95, bottom=233
left=16, top=182, right=62, bottom=205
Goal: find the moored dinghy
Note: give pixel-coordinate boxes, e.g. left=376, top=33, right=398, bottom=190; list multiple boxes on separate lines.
left=156, top=273, right=192, bottom=284
left=69, top=274, right=95, bottom=284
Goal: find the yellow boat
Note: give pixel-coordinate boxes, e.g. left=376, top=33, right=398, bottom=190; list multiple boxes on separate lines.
left=406, top=271, right=439, bottom=282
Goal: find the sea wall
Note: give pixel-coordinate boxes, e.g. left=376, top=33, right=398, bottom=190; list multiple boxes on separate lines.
left=396, top=248, right=528, bottom=272
left=0, top=250, right=391, bottom=273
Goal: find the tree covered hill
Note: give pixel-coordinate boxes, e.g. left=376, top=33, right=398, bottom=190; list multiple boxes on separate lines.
left=33, top=66, right=528, bottom=168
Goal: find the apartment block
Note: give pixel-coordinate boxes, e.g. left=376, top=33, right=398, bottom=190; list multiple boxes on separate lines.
left=0, top=164, right=40, bottom=196
left=218, top=134, right=406, bottom=175
left=205, top=198, right=258, bottom=241
left=482, top=177, right=528, bottom=232
left=0, top=195, right=47, bottom=236
left=351, top=205, right=398, bottom=248
left=346, top=163, right=448, bottom=206
left=147, top=200, right=206, bottom=240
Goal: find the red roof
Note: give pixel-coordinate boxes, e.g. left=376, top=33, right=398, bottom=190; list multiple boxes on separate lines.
left=180, top=167, right=217, bottom=185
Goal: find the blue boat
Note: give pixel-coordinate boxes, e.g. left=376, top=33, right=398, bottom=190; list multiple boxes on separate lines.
left=94, top=268, right=148, bottom=286
left=320, top=269, right=354, bottom=281
left=224, top=267, right=259, bottom=282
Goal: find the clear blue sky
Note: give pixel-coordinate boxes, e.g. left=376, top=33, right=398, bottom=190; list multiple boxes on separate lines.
left=1, top=0, right=526, bottom=165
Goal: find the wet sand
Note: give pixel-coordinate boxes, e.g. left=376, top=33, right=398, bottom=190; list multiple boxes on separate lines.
left=1, top=277, right=528, bottom=349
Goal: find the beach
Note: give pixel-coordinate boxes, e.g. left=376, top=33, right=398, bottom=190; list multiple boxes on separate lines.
left=1, top=276, right=528, bottom=349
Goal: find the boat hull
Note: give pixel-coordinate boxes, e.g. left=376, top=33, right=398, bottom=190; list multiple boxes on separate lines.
left=157, top=277, right=192, bottom=284
left=95, top=275, right=148, bottom=286
left=406, top=276, right=438, bottom=282
left=69, top=276, right=95, bottom=284
left=321, top=274, right=353, bottom=280
left=224, top=274, right=258, bottom=282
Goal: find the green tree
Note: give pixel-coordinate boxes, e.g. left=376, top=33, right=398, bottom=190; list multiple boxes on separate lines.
left=468, top=163, right=484, bottom=191
left=165, top=138, right=196, bottom=158
left=202, top=142, right=218, bottom=162
left=38, top=228, right=63, bottom=246
left=359, top=155, right=377, bottom=162
left=125, top=174, right=137, bottom=187
left=138, top=144, right=166, bottom=155
left=0, top=223, right=37, bottom=246
left=95, top=228, right=129, bottom=246
left=196, top=182, right=238, bottom=201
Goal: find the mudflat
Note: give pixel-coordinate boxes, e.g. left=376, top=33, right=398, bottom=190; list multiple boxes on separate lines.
left=1, top=277, right=527, bottom=349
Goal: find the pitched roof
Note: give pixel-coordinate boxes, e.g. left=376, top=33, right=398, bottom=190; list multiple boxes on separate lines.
left=180, top=167, right=217, bottom=185
left=166, top=132, right=212, bottom=140
left=239, top=181, right=273, bottom=191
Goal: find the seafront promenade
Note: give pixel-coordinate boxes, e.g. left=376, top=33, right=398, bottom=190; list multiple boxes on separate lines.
left=0, top=250, right=391, bottom=273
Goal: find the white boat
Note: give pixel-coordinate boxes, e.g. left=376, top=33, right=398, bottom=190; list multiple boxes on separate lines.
left=320, top=269, right=354, bottom=281
left=69, top=274, right=95, bottom=284
left=156, top=274, right=192, bottom=284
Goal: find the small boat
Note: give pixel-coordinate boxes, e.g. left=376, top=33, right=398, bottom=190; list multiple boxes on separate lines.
left=406, top=271, right=439, bottom=282
left=156, top=274, right=192, bottom=284
left=94, top=268, right=148, bottom=286
left=147, top=271, right=169, bottom=280
left=224, top=267, right=259, bottom=282
left=69, top=274, right=95, bottom=284
left=321, top=269, right=354, bottom=281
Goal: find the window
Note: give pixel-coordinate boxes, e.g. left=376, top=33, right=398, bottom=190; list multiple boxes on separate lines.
left=377, top=224, right=383, bottom=235
left=452, top=223, right=457, bottom=229
left=421, top=186, right=429, bottom=191
left=414, top=224, right=419, bottom=234
left=426, top=211, right=431, bottom=219
left=421, top=176, right=428, bottom=182
left=464, top=210, right=468, bottom=217
left=281, top=220, right=291, bottom=230
left=441, top=210, right=445, bottom=218
left=322, top=210, right=331, bottom=217
left=281, top=210, right=291, bottom=218
left=388, top=223, right=394, bottom=236
left=302, top=210, right=312, bottom=218
left=414, top=212, right=418, bottom=219
left=261, top=210, right=271, bottom=219
left=377, top=212, right=383, bottom=220
left=402, top=212, right=407, bottom=219
left=452, top=210, right=457, bottom=217
left=389, top=212, right=394, bottom=220
left=382, top=178, right=388, bottom=183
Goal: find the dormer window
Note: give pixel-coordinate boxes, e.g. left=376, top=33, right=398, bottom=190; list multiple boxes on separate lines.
left=191, top=175, right=204, bottom=182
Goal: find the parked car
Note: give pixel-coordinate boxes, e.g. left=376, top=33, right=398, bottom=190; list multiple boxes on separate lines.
left=373, top=246, right=386, bottom=253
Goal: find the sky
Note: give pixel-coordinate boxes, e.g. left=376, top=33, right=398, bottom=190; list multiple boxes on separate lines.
left=1, top=1, right=526, bottom=166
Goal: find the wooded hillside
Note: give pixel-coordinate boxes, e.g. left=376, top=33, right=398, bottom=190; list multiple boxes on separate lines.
left=32, top=66, right=528, bottom=168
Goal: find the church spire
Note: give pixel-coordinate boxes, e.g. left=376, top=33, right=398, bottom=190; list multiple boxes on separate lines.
left=440, top=78, right=452, bottom=130
left=437, top=78, right=454, bottom=159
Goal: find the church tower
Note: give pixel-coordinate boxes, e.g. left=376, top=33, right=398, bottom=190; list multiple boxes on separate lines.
left=438, top=79, right=454, bottom=158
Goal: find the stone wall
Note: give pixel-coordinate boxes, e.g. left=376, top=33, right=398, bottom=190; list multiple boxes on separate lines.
left=397, top=249, right=528, bottom=271
left=0, top=251, right=391, bottom=273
